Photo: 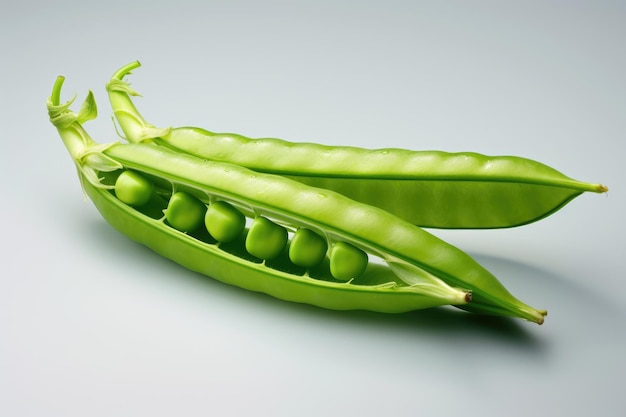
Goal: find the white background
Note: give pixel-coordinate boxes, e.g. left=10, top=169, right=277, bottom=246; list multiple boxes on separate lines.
left=2, top=1, right=624, bottom=416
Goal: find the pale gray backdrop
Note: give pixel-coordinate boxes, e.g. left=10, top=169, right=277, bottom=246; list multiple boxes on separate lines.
left=1, top=1, right=624, bottom=416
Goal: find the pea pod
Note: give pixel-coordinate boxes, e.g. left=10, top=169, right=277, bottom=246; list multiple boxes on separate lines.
left=50, top=76, right=547, bottom=323
left=106, top=61, right=607, bottom=230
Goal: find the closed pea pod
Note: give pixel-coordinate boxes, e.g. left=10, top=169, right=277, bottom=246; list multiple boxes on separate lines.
left=50, top=77, right=547, bottom=323
left=107, top=61, right=608, bottom=229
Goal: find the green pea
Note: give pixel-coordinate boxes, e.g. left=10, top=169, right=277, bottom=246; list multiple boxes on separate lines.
left=329, top=242, right=368, bottom=282
left=245, top=216, right=288, bottom=260
left=289, top=228, right=327, bottom=268
left=205, top=201, right=246, bottom=243
left=166, top=191, right=206, bottom=232
left=114, top=170, right=153, bottom=206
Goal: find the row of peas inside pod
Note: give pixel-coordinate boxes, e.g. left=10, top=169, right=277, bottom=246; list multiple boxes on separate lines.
left=113, top=169, right=370, bottom=282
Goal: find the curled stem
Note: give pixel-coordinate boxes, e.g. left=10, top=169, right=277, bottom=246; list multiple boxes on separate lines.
left=112, top=60, right=142, bottom=80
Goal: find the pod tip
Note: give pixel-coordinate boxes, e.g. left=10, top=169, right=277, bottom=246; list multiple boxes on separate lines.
left=535, top=309, right=548, bottom=325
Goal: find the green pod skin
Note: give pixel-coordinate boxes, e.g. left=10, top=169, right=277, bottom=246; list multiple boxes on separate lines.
left=107, top=61, right=607, bottom=230
left=50, top=77, right=547, bottom=323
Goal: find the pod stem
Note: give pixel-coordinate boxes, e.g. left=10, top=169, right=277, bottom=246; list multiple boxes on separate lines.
left=48, top=76, right=122, bottom=189
left=107, top=61, right=171, bottom=143
left=50, top=75, right=65, bottom=106
left=112, top=60, right=142, bottom=80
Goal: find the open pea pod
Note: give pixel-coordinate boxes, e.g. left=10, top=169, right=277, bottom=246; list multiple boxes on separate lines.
left=107, top=61, right=607, bottom=230
left=49, top=76, right=547, bottom=324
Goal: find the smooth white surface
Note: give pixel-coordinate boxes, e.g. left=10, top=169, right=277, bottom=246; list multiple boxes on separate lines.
left=2, top=1, right=625, bottom=416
